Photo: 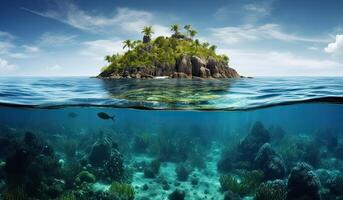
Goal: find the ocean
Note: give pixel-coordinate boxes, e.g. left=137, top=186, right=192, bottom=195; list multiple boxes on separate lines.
left=0, top=77, right=343, bottom=200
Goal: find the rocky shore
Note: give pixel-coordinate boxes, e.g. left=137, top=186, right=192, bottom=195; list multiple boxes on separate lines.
left=98, top=55, right=240, bottom=79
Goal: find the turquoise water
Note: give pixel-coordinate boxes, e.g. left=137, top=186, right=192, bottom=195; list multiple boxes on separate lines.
left=0, top=77, right=343, bottom=199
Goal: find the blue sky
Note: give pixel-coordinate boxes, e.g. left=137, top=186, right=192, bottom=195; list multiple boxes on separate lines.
left=0, top=0, right=343, bottom=76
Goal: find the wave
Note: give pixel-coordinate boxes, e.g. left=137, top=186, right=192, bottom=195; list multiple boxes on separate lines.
left=1, top=77, right=343, bottom=111
left=1, top=96, right=343, bottom=111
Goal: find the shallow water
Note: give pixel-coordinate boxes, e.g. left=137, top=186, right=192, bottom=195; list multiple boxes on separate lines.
left=0, top=77, right=343, bottom=199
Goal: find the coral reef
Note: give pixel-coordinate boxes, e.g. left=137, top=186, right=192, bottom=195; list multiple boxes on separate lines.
left=287, top=162, right=321, bottom=200
left=254, top=143, right=286, bottom=180
left=255, top=179, right=287, bottom=200
left=219, top=170, right=264, bottom=196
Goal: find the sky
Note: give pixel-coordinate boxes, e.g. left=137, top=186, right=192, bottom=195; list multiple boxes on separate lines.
left=0, top=0, right=343, bottom=76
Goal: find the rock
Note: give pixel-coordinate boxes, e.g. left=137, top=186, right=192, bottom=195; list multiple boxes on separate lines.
left=5, top=148, right=31, bottom=183
left=316, top=169, right=343, bottom=196
left=287, top=162, right=321, bottom=200
left=255, top=179, right=287, bottom=200
left=88, top=139, right=112, bottom=166
left=175, top=164, right=191, bottom=181
left=254, top=143, right=286, bottom=180
left=176, top=55, right=192, bottom=76
left=191, top=56, right=207, bottom=77
left=144, top=159, right=161, bottom=179
left=168, top=189, right=185, bottom=200
left=199, top=66, right=211, bottom=78
left=237, top=122, right=271, bottom=165
left=104, top=149, right=124, bottom=181
left=76, top=171, right=96, bottom=183
left=172, top=72, right=191, bottom=79
left=46, top=179, right=65, bottom=198
left=223, top=190, right=241, bottom=200
left=99, top=54, right=240, bottom=79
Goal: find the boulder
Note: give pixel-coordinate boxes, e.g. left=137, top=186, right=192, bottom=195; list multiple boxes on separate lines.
left=176, top=55, right=192, bottom=76
left=287, top=162, right=321, bottom=200
left=172, top=72, right=191, bottom=79
left=88, top=138, right=112, bottom=166
left=191, top=56, right=207, bottom=77
left=168, top=189, right=185, bottom=200
left=255, top=179, right=287, bottom=200
left=237, top=122, right=271, bottom=164
left=254, top=143, right=286, bottom=180
left=199, top=67, right=211, bottom=78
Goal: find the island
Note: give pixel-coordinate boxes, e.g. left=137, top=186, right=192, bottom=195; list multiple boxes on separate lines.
left=98, top=24, right=240, bottom=79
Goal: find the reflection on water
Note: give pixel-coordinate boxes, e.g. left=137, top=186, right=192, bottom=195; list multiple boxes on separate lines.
left=1, top=77, right=343, bottom=109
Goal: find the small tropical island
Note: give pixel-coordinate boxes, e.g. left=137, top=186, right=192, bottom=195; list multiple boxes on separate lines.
left=98, top=24, right=240, bottom=79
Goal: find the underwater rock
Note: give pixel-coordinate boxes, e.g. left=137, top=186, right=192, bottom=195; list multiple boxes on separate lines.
left=236, top=122, right=271, bottom=167
left=287, top=162, right=321, bottom=200
left=168, top=189, right=186, bottom=200
left=46, top=179, right=65, bottom=198
left=143, top=159, right=161, bottom=179
left=175, top=164, right=192, bottom=181
left=223, top=190, right=242, bottom=200
left=316, top=169, right=343, bottom=196
left=103, top=149, right=124, bottom=182
left=334, top=138, right=343, bottom=160
left=254, top=143, right=286, bottom=180
left=76, top=171, right=96, bottom=184
left=5, top=148, right=31, bottom=183
left=88, top=138, right=112, bottom=166
left=0, top=134, right=17, bottom=159
left=255, top=179, right=287, bottom=200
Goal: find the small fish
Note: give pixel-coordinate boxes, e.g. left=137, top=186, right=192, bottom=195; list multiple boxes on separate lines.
left=68, top=112, right=78, bottom=118
left=97, top=112, right=115, bottom=121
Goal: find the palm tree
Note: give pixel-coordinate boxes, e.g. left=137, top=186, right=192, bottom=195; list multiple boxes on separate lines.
left=184, top=24, right=191, bottom=31
left=141, top=26, right=154, bottom=43
left=123, top=40, right=132, bottom=50
left=202, top=42, right=210, bottom=48
left=189, top=29, right=197, bottom=38
left=194, top=39, right=200, bottom=49
left=171, top=24, right=180, bottom=35
left=105, top=55, right=112, bottom=63
left=210, top=45, right=217, bottom=52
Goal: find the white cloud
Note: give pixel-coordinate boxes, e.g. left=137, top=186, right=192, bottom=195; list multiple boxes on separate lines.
left=22, top=3, right=168, bottom=35
left=215, top=0, right=273, bottom=23
left=23, top=45, right=40, bottom=53
left=218, top=48, right=343, bottom=76
left=0, top=57, right=16, bottom=73
left=46, top=64, right=62, bottom=71
left=0, top=31, right=14, bottom=40
left=81, top=39, right=125, bottom=61
left=210, top=24, right=329, bottom=44
left=38, top=32, right=76, bottom=46
left=325, top=35, right=343, bottom=55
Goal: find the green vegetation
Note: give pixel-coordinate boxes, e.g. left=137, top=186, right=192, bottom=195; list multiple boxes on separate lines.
left=219, top=170, right=264, bottom=196
left=108, top=182, right=135, bottom=200
left=102, top=24, right=229, bottom=72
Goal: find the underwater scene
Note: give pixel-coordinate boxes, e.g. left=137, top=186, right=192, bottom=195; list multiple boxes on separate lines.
left=0, top=77, right=343, bottom=200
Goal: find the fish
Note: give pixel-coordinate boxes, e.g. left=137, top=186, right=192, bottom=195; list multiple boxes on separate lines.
left=97, top=112, right=115, bottom=121
left=68, top=112, right=78, bottom=118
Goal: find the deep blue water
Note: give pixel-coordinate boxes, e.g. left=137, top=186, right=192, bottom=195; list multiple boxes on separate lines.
left=0, top=77, right=343, bottom=199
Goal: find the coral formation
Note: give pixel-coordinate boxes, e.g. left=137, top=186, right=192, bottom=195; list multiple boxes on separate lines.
left=287, top=162, right=321, bottom=200
left=255, top=179, right=287, bottom=200
left=254, top=143, right=286, bottom=180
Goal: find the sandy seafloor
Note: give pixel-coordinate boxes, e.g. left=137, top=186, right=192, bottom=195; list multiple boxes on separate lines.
left=126, top=144, right=248, bottom=200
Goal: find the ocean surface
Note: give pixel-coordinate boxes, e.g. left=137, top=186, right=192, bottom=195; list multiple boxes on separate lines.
left=0, top=77, right=343, bottom=200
